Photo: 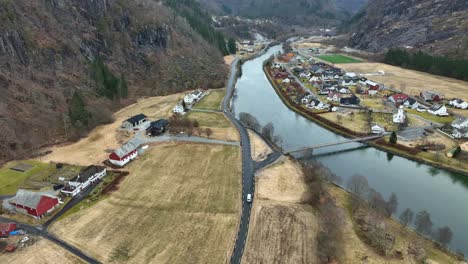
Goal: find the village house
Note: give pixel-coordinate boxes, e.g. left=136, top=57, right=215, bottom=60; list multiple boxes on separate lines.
left=146, top=119, right=169, bottom=137
left=393, top=106, right=407, bottom=124
left=184, top=90, right=204, bottom=105
left=173, top=104, right=184, bottom=114
left=340, top=96, right=360, bottom=106
left=371, top=124, right=386, bottom=134
left=342, top=78, right=355, bottom=86
left=307, top=99, right=326, bottom=110
left=420, top=91, right=442, bottom=102
left=121, top=114, right=148, bottom=129
left=309, top=76, right=320, bottom=83
left=61, top=166, right=107, bottom=197
left=359, top=77, right=368, bottom=85
left=452, top=128, right=468, bottom=139
left=365, top=80, right=380, bottom=90
left=449, top=99, right=468, bottom=109
left=327, top=92, right=341, bottom=102
left=282, top=78, right=291, bottom=83
left=339, top=87, right=351, bottom=94
left=109, top=138, right=141, bottom=167
left=301, top=94, right=315, bottom=104
left=452, top=117, right=468, bottom=130
left=428, top=104, right=448, bottom=116
left=4, top=190, right=59, bottom=219
left=403, top=98, right=419, bottom=109
left=388, top=94, right=409, bottom=104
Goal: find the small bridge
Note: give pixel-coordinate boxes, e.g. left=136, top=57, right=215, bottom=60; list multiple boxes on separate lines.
left=285, top=134, right=386, bottom=154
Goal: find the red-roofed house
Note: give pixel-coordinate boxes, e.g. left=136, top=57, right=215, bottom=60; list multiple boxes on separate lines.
left=109, top=138, right=140, bottom=167
left=0, top=223, right=16, bottom=237
left=389, top=94, right=409, bottom=104
left=7, top=190, right=59, bottom=219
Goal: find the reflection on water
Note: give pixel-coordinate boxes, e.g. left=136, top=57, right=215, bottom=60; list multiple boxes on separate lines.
left=232, top=45, right=468, bottom=255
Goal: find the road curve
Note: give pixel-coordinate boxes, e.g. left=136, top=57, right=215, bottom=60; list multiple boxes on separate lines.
left=223, top=59, right=255, bottom=264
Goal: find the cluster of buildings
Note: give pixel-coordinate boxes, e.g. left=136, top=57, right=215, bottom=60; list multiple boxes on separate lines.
left=173, top=90, right=206, bottom=114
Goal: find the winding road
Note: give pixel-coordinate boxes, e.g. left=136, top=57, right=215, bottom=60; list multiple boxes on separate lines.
left=223, top=58, right=255, bottom=264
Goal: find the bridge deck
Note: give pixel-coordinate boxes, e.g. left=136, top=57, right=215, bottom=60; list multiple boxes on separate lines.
left=286, top=134, right=385, bottom=154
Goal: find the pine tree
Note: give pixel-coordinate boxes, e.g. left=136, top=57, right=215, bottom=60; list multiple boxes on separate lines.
left=389, top=131, right=397, bottom=144
left=228, top=38, right=236, bottom=54
left=120, top=74, right=128, bottom=98
left=69, top=91, right=90, bottom=127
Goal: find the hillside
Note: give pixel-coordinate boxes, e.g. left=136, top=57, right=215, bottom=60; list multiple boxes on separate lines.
left=0, top=0, right=228, bottom=164
left=198, top=0, right=359, bottom=26
left=346, top=0, right=468, bottom=57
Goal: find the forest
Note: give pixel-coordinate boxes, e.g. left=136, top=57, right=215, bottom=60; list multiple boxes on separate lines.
left=384, top=49, right=468, bottom=81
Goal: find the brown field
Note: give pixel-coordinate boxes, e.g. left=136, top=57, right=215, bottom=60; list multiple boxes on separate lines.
left=337, top=63, right=468, bottom=101
left=242, top=158, right=318, bottom=264
left=40, top=94, right=184, bottom=166
left=0, top=239, right=84, bottom=264
left=248, top=130, right=272, bottom=162
left=51, top=143, right=241, bottom=264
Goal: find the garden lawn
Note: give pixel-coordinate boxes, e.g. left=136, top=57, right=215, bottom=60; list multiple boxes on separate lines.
left=193, top=90, right=225, bottom=111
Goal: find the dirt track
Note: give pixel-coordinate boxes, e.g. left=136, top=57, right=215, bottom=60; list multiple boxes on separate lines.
left=242, top=158, right=318, bottom=264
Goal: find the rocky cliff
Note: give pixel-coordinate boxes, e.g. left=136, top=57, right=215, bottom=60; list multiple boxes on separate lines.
left=347, top=0, right=468, bottom=57
left=0, top=0, right=227, bottom=163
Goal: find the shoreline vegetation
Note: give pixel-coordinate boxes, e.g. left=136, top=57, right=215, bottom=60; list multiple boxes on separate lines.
left=262, top=65, right=468, bottom=175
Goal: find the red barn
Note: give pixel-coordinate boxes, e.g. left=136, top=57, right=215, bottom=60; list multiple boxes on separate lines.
left=8, top=190, right=59, bottom=219
left=0, top=223, right=16, bottom=237
left=109, top=138, right=140, bottom=167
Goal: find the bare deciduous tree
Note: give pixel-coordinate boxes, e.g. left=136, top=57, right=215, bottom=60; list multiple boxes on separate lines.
left=415, top=210, right=433, bottom=236
left=399, top=208, right=414, bottom=227
left=346, top=174, right=369, bottom=200
left=205, top=128, right=213, bottom=138
left=435, top=226, right=453, bottom=247
left=385, top=192, right=398, bottom=217
left=239, top=112, right=260, bottom=131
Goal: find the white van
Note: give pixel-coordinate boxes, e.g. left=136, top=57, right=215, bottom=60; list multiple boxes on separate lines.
left=246, top=193, right=252, bottom=203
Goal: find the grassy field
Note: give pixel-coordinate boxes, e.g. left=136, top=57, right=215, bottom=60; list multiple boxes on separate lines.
left=243, top=158, right=318, bottom=263
left=337, top=62, right=468, bottom=100
left=0, top=239, right=85, bottom=264
left=407, top=109, right=456, bottom=124
left=193, top=90, right=225, bottom=111
left=187, top=112, right=232, bottom=128
left=51, top=143, right=241, bottom=264
left=0, top=160, right=54, bottom=195
left=315, top=54, right=362, bottom=64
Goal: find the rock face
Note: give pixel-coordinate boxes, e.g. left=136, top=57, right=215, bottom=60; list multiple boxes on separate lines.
left=347, top=0, right=468, bottom=57
left=0, top=0, right=227, bottom=163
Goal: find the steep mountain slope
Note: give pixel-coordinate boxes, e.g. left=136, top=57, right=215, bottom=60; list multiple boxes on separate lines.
left=198, top=0, right=352, bottom=26
left=333, top=0, right=367, bottom=15
left=347, top=0, right=468, bottom=57
left=0, top=0, right=227, bottom=164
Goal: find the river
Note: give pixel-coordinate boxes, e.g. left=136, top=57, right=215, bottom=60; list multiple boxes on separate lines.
left=231, top=45, right=468, bottom=256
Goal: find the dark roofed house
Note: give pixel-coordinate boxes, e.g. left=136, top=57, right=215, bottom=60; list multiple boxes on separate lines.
left=61, top=166, right=107, bottom=197
left=7, top=190, right=59, bottom=219
left=147, top=119, right=169, bottom=137
left=122, top=114, right=148, bottom=129
left=340, top=96, right=360, bottom=106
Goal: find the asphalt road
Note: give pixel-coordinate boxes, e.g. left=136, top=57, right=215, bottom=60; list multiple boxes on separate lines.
left=223, top=58, right=255, bottom=264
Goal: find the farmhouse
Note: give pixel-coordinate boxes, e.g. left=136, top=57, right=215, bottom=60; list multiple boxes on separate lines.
left=61, top=166, right=107, bottom=197
left=420, top=91, right=442, bottom=102
left=365, top=80, right=380, bottom=90
left=109, top=138, right=141, bottom=167
left=121, top=114, right=148, bottom=129
left=146, top=119, right=169, bottom=136
left=389, top=94, right=409, bottom=104
left=428, top=104, right=448, bottom=116
left=0, top=223, right=16, bottom=237
left=6, top=190, right=59, bottom=219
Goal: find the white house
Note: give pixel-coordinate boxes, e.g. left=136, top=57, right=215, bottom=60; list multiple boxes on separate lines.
left=393, top=106, right=406, bottom=124
left=282, top=78, right=291, bottom=83
left=452, top=129, right=468, bottom=139
left=173, top=104, right=184, bottom=114
left=342, top=79, right=355, bottom=86
left=327, top=92, right=341, bottom=102
left=61, top=166, right=107, bottom=197
left=452, top=117, right=468, bottom=130
left=345, top=72, right=357, bottom=78
left=309, top=76, right=319, bottom=82
left=183, top=91, right=204, bottom=105
left=371, top=124, right=385, bottom=134
left=307, top=99, right=325, bottom=110
left=301, top=94, right=314, bottom=104
left=403, top=98, right=419, bottom=109
left=428, top=104, right=448, bottom=116
left=449, top=99, right=468, bottom=109
left=339, top=87, right=350, bottom=94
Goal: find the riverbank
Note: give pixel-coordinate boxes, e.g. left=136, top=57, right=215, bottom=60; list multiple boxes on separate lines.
left=263, top=66, right=468, bottom=175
